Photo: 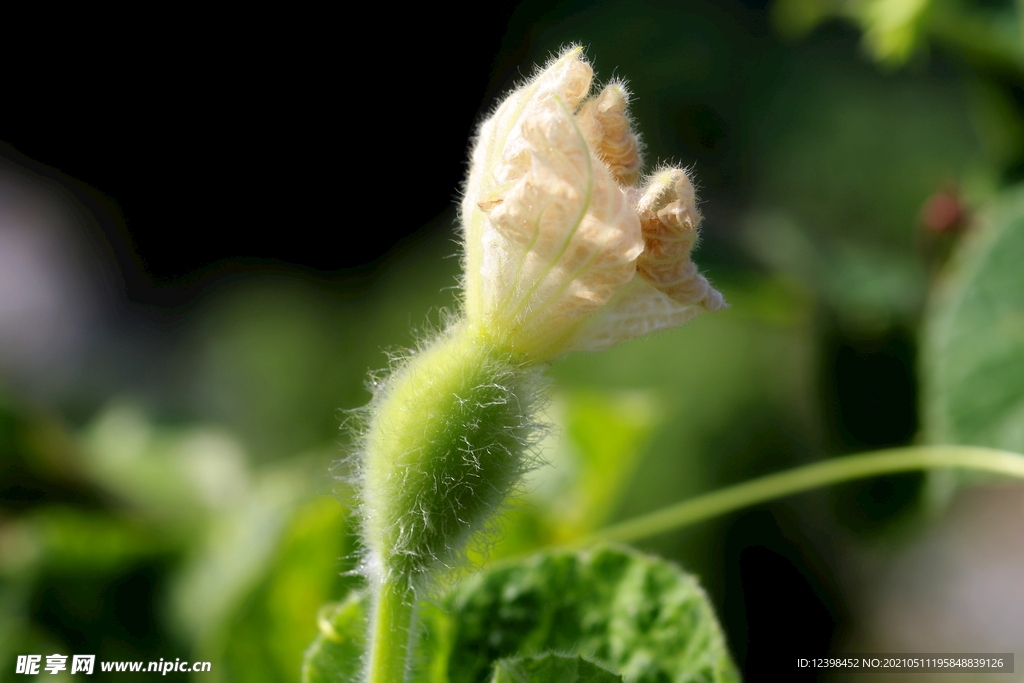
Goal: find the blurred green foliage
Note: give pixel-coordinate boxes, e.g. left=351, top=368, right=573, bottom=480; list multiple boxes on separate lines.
left=4, top=0, right=1024, bottom=679
left=486, top=654, right=622, bottom=683
left=924, top=186, right=1024, bottom=452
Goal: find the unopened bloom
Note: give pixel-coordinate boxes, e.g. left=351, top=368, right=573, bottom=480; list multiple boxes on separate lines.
left=462, top=46, right=724, bottom=362
left=357, top=52, right=728, bottom=677
left=359, top=46, right=727, bottom=611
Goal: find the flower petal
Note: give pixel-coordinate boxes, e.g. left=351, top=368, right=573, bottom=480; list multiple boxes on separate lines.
left=567, top=277, right=708, bottom=352
left=463, top=48, right=594, bottom=324
left=575, top=82, right=643, bottom=186
left=480, top=95, right=643, bottom=359
left=635, top=168, right=725, bottom=310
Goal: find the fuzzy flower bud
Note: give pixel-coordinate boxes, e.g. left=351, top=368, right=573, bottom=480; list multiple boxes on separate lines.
left=359, top=45, right=728, bottom=612
left=357, top=50, right=728, bottom=679
left=462, top=47, right=724, bottom=361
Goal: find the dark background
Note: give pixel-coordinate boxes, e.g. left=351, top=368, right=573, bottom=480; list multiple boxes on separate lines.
left=2, top=2, right=532, bottom=305
left=3, top=1, right=1012, bottom=680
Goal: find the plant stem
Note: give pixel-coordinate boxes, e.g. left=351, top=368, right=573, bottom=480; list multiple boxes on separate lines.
left=366, top=578, right=415, bottom=683
left=581, top=446, right=1024, bottom=546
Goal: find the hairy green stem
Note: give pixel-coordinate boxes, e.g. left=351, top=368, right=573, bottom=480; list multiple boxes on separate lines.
left=580, top=446, right=1024, bottom=546
left=358, top=323, right=541, bottom=683
left=366, top=579, right=416, bottom=683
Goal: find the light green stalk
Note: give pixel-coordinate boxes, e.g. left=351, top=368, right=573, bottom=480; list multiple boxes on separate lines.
left=358, top=323, right=541, bottom=683
left=581, top=446, right=1024, bottom=546
left=365, top=579, right=416, bottom=683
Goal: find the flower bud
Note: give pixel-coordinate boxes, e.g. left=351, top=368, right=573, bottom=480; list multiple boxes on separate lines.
left=358, top=47, right=727, bottom=591
left=462, top=47, right=724, bottom=361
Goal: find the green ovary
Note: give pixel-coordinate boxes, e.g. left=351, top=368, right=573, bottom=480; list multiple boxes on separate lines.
left=361, top=324, right=539, bottom=583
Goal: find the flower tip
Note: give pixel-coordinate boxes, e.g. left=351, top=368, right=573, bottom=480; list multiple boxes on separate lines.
left=634, top=166, right=721, bottom=309
left=462, top=48, right=724, bottom=360
left=553, top=44, right=587, bottom=68
left=551, top=46, right=592, bottom=107
left=603, top=80, right=631, bottom=104
left=648, top=166, right=695, bottom=197
left=702, top=286, right=728, bottom=312
left=647, top=168, right=678, bottom=194
left=577, top=80, right=643, bottom=187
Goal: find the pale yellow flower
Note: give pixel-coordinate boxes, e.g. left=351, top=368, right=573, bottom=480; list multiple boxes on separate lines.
left=461, top=47, right=724, bottom=361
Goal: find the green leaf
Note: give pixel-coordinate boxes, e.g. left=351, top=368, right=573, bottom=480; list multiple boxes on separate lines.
left=490, top=653, right=622, bottom=683
left=304, top=546, right=737, bottom=683
left=924, top=187, right=1024, bottom=453
left=301, top=591, right=367, bottom=683
left=425, top=544, right=739, bottom=683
